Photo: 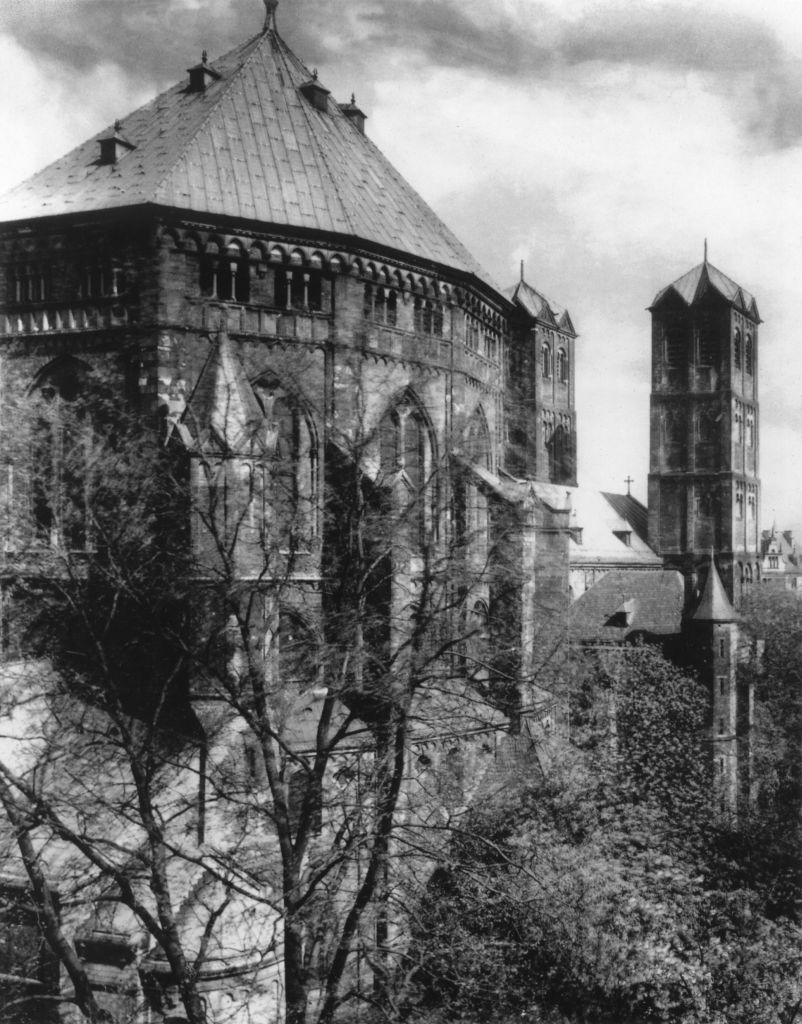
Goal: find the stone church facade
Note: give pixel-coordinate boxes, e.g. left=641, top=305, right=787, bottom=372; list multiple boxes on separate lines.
left=0, top=2, right=762, bottom=1021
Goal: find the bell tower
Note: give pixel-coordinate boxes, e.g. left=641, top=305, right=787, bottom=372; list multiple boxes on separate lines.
left=647, top=256, right=761, bottom=605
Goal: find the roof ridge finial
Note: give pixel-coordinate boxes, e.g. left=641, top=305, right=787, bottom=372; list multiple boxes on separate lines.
left=263, top=0, right=279, bottom=32
left=704, top=238, right=708, bottom=264
left=520, top=259, right=524, bottom=282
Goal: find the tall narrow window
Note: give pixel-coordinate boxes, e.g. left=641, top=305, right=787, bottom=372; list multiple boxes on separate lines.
left=557, top=348, right=568, bottom=383
left=541, top=343, right=552, bottom=379
left=745, top=333, right=754, bottom=375
left=664, top=323, right=685, bottom=365
left=31, top=358, right=92, bottom=550
left=252, top=378, right=317, bottom=549
left=734, top=328, right=742, bottom=369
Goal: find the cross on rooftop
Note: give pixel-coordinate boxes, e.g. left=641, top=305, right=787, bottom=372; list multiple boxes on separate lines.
left=625, top=476, right=634, bottom=496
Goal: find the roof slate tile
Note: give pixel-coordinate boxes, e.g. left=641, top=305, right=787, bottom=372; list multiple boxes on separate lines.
left=0, top=26, right=493, bottom=287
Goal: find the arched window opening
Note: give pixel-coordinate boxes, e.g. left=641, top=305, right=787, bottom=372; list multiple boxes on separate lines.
left=378, top=393, right=435, bottom=548
left=31, top=358, right=92, bottom=550
left=363, top=284, right=398, bottom=327
left=664, top=323, right=685, bottom=365
left=541, top=343, right=552, bottom=379
left=274, top=268, right=322, bottom=312
left=557, top=347, right=568, bottom=383
left=745, top=333, right=754, bottom=375
left=200, top=249, right=250, bottom=303
left=464, top=407, right=492, bottom=470
left=414, top=297, right=444, bottom=337
left=251, top=378, right=317, bottom=550
left=734, top=328, right=742, bottom=369
left=697, top=313, right=717, bottom=365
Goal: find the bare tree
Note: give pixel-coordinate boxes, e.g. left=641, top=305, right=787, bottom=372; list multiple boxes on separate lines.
left=0, top=346, right=541, bottom=1024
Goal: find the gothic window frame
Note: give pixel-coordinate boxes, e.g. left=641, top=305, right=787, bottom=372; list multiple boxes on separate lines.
left=745, top=333, right=754, bottom=375
left=378, top=389, right=437, bottom=547
left=733, top=327, right=742, bottom=369
left=29, top=357, right=94, bottom=551
left=250, top=375, right=319, bottom=551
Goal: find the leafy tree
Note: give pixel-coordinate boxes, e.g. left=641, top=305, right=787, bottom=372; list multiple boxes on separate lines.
left=408, top=644, right=802, bottom=1024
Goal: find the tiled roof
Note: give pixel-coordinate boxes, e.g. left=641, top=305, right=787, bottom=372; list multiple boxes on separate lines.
left=568, top=569, right=685, bottom=643
left=0, top=26, right=494, bottom=289
left=506, top=279, right=576, bottom=335
left=650, top=261, right=760, bottom=321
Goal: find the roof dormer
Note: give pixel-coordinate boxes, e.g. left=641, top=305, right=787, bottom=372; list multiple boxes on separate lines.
left=187, top=51, right=221, bottom=93
left=339, top=94, right=367, bottom=134
left=98, top=121, right=136, bottom=166
left=300, top=71, right=330, bottom=113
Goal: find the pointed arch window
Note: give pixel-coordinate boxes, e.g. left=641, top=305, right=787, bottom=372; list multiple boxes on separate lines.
left=251, top=377, right=317, bottom=550
left=30, top=358, right=92, bottom=550
left=378, top=392, right=435, bottom=548
left=734, top=328, right=742, bottom=369
left=745, top=333, right=754, bottom=375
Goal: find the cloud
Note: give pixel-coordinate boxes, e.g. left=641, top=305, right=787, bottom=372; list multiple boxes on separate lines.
left=4, top=0, right=801, bottom=148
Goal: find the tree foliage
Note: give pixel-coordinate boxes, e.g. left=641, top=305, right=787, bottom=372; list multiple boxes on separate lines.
left=408, top=644, right=802, bottom=1024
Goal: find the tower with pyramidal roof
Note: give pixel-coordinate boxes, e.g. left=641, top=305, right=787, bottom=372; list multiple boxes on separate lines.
left=647, top=254, right=761, bottom=606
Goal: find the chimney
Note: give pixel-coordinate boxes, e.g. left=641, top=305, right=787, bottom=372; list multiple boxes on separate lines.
left=187, top=51, right=221, bottom=93
left=98, top=121, right=136, bottom=165
left=339, top=93, right=367, bottom=134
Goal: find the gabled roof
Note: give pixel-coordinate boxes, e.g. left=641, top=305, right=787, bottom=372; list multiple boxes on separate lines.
left=650, top=261, right=760, bottom=321
left=568, top=569, right=685, bottom=643
left=0, top=20, right=494, bottom=289
left=506, top=279, right=577, bottom=336
left=181, top=331, right=264, bottom=452
left=693, top=554, right=738, bottom=623
left=526, top=482, right=662, bottom=568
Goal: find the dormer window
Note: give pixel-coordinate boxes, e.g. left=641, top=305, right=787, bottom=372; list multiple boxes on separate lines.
left=187, top=51, right=221, bottom=93
left=339, top=94, right=367, bottom=134
left=300, top=71, right=330, bottom=113
left=98, top=121, right=136, bottom=165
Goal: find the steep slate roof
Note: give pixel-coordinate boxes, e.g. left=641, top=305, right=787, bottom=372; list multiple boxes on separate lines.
left=506, top=279, right=576, bottom=335
left=527, top=482, right=662, bottom=568
left=568, top=569, right=685, bottom=643
left=600, top=492, right=649, bottom=545
left=0, top=20, right=494, bottom=289
left=650, top=261, right=760, bottom=321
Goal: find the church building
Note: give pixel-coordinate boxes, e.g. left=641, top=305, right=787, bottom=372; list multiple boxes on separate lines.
left=0, top=2, right=764, bottom=1020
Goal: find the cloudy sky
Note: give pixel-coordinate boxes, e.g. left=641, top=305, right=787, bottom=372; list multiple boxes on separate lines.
left=1, top=0, right=801, bottom=533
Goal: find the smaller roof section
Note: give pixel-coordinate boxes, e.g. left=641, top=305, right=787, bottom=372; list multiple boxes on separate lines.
left=693, top=553, right=739, bottom=623
left=569, top=569, right=685, bottom=643
left=181, top=331, right=264, bottom=453
left=507, top=278, right=576, bottom=336
left=650, top=260, right=760, bottom=322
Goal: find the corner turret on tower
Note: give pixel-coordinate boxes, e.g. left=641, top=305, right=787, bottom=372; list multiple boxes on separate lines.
left=691, top=551, right=749, bottom=815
